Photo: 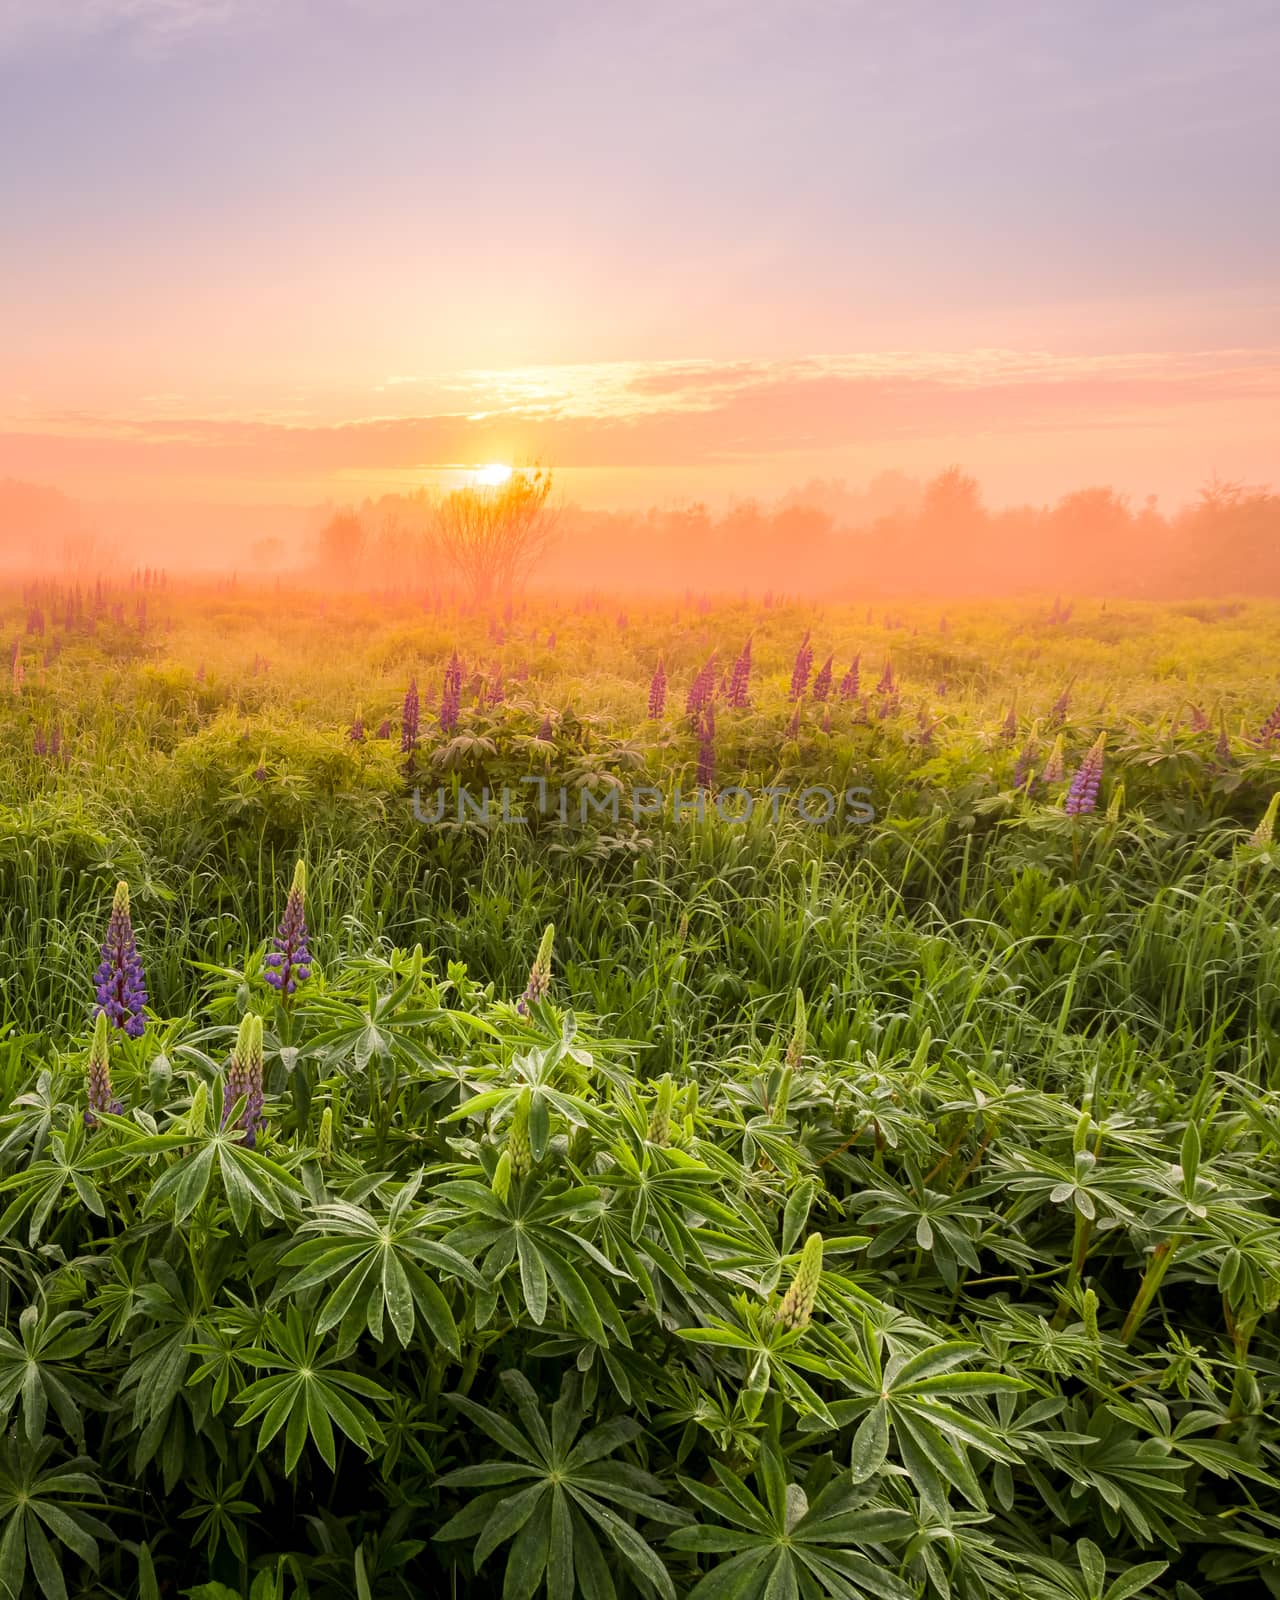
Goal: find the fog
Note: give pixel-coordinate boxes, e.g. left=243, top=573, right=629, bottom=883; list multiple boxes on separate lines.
left=2, top=467, right=1277, bottom=599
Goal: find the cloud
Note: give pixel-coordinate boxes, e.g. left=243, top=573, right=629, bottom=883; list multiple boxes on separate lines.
left=2, top=348, right=1277, bottom=493
left=0, top=0, right=277, bottom=57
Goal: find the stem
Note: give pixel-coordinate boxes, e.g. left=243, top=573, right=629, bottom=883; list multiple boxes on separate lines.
left=1120, top=1235, right=1182, bottom=1344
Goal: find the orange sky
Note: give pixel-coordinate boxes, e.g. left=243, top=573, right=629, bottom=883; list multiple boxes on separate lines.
left=2, top=2, right=1278, bottom=516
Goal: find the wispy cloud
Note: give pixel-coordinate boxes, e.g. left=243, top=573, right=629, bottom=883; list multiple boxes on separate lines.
left=0, top=0, right=277, bottom=57
left=3, top=348, right=1277, bottom=494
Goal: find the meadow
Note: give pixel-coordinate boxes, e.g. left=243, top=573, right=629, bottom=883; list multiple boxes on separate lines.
left=2, top=577, right=1280, bottom=1600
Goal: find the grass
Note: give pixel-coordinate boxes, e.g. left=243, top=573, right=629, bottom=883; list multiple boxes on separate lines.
left=0, top=578, right=1279, bottom=1598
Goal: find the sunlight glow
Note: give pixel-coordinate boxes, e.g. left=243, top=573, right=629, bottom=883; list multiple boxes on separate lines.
left=470, top=462, right=512, bottom=487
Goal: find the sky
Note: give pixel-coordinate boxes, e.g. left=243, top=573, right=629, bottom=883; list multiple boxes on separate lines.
left=1, top=0, right=1278, bottom=517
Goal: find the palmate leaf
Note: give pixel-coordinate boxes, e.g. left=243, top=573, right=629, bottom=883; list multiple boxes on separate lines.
left=435, top=1370, right=687, bottom=1600
left=235, top=1306, right=388, bottom=1475
left=279, top=1176, right=482, bottom=1356
left=131, top=1113, right=306, bottom=1233
left=668, top=1444, right=914, bottom=1600
left=0, top=1435, right=112, bottom=1600
left=0, top=1305, right=99, bottom=1444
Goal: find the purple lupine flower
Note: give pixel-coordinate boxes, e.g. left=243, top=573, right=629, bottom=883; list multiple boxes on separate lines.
left=812, top=656, right=833, bottom=702
left=789, top=634, right=813, bottom=701
left=264, top=860, right=312, bottom=999
left=1188, top=704, right=1209, bottom=733
left=486, top=666, right=505, bottom=708
left=348, top=713, right=366, bottom=743
left=695, top=706, right=716, bottom=791
left=401, top=677, right=420, bottom=754
left=1042, top=737, right=1066, bottom=784
left=1215, top=721, right=1231, bottom=760
left=33, top=727, right=47, bottom=757
left=49, top=725, right=62, bottom=760
left=1048, top=684, right=1071, bottom=726
left=1012, top=744, right=1037, bottom=793
left=83, top=1013, right=123, bottom=1128
left=94, top=880, right=148, bottom=1038
left=537, top=713, right=554, bottom=741
left=376, top=718, right=391, bottom=740
left=786, top=701, right=802, bottom=739
left=253, top=757, right=268, bottom=783
left=1257, top=702, right=1280, bottom=744
left=838, top=656, right=860, bottom=701
left=726, top=640, right=752, bottom=708
left=876, top=659, right=896, bottom=696
left=516, top=924, right=555, bottom=1016
left=440, top=651, right=463, bottom=734
left=821, top=708, right=832, bottom=735
left=221, top=1014, right=265, bottom=1148
left=1001, top=704, right=1018, bottom=742
left=685, top=655, right=716, bottom=717
left=648, top=660, right=667, bottom=719
left=1065, top=734, right=1107, bottom=816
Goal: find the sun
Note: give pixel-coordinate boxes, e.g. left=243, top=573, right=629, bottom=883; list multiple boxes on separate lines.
left=470, top=462, right=512, bottom=487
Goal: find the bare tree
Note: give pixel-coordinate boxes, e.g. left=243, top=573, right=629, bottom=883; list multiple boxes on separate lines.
left=435, top=467, right=558, bottom=605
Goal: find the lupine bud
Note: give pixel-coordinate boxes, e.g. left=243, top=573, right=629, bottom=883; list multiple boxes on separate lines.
left=773, top=1066, right=793, bottom=1123
left=1258, top=702, right=1280, bottom=744
left=264, top=860, right=312, bottom=998
left=1064, top=732, right=1107, bottom=816
left=785, top=989, right=806, bottom=1070
left=348, top=712, right=366, bottom=744
left=1042, top=735, right=1065, bottom=784
left=811, top=656, right=833, bottom=702
left=648, top=660, right=667, bottom=719
left=94, top=881, right=148, bottom=1038
left=1250, top=793, right=1280, bottom=846
left=1001, top=703, right=1017, bottom=741
left=646, top=1074, right=676, bottom=1145
left=1048, top=683, right=1071, bottom=726
left=84, top=1012, right=122, bottom=1127
left=516, top=924, right=555, bottom=1015
left=317, top=1104, right=334, bottom=1164
left=189, top=1080, right=208, bottom=1136
left=1072, top=1108, right=1091, bottom=1155
left=777, top=1233, right=823, bottom=1330
left=492, top=1148, right=512, bottom=1202
left=222, top=1013, right=266, bottom=1147
left=507, top=1089, right=533, bottom=1177
left=1082, top=1288, right=1099, bottom=1343
left=1105, top=781, right=1125, bottom=822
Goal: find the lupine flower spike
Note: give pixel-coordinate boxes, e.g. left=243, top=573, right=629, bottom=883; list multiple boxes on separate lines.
left=727, top=640, right=752, bottom=708
left=785, top=989, right=806, bottom=1070
left=777, top=1233, right=823, bottom=1329
left=84, top=1012, right=122, bottom=1127
left=94, top=880, right=148, bottom=1037
left=516, top=923, right=555, bottom=1016
left=646, top=1074, right=676, bottom=1145
left=401, top=677, right=420, bottom=754
left=648, top=660, right=667, bottom=719
left=222, top=1013, right=265, bottom=1148
left=1041, top=735, right=1066, bottom=785
left=264, top=860, right=312, bottom=998
left=1258, top=702, right=1280, bottom=745
left=789, top=634, right=813, bottom=701
left=1065, top=732, right=1106, bottom=816
left=811, top=656, right=833, bottom=701
left=838, top=656, right=860, bottom=700
left=506, top=1088, right=533, bottom=1177
left=1250, top=793, right=1280, bottom=847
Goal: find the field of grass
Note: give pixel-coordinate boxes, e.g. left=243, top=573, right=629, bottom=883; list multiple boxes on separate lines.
left=2, top=578, right=1280, bottom=1600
